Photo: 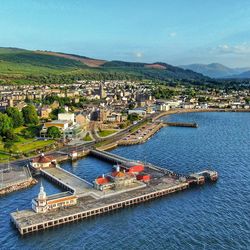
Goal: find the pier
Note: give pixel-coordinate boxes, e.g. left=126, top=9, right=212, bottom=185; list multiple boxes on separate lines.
left=40, top=167, right=94, bottom=198
left=11, top=148, right=218, bottom=235
left=11, top=179, right=189, bottom=235
left=161, top=121, right=198, bottom=128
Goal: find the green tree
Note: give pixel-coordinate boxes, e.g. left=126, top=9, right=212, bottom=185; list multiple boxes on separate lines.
left=3, top=140, right=17, bottom=153
left=4, top=129, right=19, bottom=142
left=6, top=107, right=24, bottom=128
left=47, top=126, right=61, bottom=138
left=49, top=107, right=66, bottom=120
left=0, top=113, right=13, bottom=136
left=245, top=97, right=250, bottom=104
left=22, top=105, right=39, bottom=125
left=128, top=113, right=140, bottom=122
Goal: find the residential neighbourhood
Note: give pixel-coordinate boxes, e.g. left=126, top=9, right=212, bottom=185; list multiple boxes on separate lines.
left=0, top=80, right=249, bottom=162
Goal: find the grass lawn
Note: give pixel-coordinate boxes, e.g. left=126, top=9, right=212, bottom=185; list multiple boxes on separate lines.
left=83, top=133, right=92, bottom=141
left=130, top=120, right=148, bottom=133
left=0, top=152, right=11, bottom=162
left=98, top=129, right=117, bottom=137
left=0, top=139, right=54, bottom=154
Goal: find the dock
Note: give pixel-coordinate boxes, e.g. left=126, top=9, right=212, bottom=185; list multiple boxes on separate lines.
left=40, top=167, right=94, bottom=198
left=11, top=148, right=218, bottom=235
left=161, top=121, right=198, bottom=128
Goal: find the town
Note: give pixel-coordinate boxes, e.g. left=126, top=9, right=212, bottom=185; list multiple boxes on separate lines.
left=0, top=80, right=249, bottom=163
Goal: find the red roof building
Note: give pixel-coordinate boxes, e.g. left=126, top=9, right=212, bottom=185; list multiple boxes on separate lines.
left=31, top=154, right=56, bottom=169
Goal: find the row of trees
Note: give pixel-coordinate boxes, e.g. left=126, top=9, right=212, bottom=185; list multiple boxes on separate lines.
left=0, top=105, right=39, bottom=142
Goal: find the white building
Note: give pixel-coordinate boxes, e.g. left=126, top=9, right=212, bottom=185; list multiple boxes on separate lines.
left=128, top=109, right=146, bottom=117
left=157, top=103, right=170, bottom=111
left=32, top=183, right=77, bottom=213
left=58, top=113, right=75, bottom=125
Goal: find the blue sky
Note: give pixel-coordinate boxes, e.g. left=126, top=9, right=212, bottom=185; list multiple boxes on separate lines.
left=1, top=0, right=250, bottom=67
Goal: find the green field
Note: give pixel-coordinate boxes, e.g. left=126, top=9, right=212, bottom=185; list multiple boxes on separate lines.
left=0, top=126, right=55, bottom=161
left=83, top=133, right=93, bottom=141
left=0, top=139, right=54, bottom=154
left=97, top=129, right=117, bottom=137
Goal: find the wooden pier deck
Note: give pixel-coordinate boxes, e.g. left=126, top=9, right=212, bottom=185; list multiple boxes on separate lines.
left=41, top=167, right=94, bottom=198
left=11, top=178, right=189, bottom=235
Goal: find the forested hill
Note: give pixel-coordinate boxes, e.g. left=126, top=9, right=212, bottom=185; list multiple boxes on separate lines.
left=0, top=47, right=209, bottom=85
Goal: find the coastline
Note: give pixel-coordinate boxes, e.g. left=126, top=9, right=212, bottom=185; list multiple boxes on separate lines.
left=97, top=108, right=250, bottom=150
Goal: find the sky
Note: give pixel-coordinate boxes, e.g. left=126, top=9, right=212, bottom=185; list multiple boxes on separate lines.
left=1, top=0, right=250, bottom=67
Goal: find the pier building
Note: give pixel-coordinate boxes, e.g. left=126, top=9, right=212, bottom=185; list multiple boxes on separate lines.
left=32, top=184, right=77, bottom=213
left=31, top=154, right=56, bottom=169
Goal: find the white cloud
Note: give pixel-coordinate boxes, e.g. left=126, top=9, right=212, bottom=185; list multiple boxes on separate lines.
left=134, top=51, right=143, bottom=58
left=169, top=32, right=177, bottom=37
left=214, top=43, right=250, bottom=55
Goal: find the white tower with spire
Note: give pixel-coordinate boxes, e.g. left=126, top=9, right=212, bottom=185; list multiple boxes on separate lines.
left=32, top=182, right=48, bottom=213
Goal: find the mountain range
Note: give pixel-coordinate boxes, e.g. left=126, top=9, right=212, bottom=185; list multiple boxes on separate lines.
left=179, top=63, right=250, bottom=78
left=0, top=47, right=208, bottom=85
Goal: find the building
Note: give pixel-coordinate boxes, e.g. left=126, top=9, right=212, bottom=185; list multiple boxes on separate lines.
left=99, top=83, right=107, bottom=99
left=94, top=165, right=137, bottom=191
left=40, top=106, right=52, bottom=119
left=31, top=154, right=56, bottom=169
left=40, top=120, right=69, bottom=137
left=64, top=124, right=83, bottom=139
left=75, top=112, right=89, bottom=130
left=157, top=103, right=170, bottom=111
left=136, top=174, right=151, bottom=182
left=124, top=162, right=144, bottom=174
left=128, top=108, right=146, bottom=117
left=58, top=113, right=75, bottom=125
left=32, top=184, right=77, bottom=213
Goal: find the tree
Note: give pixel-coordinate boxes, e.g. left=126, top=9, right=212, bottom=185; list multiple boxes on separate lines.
left=3, top=140, right=17, bottom=153
left=47, top=126, right=61, bottom=138
left=128, top=113, right=140, bottom=122
left=49, top=107, right=66, bottom=120
left=4, top=129, right=19, bottom=142
left=0, top=113, right=13, bottom=136
left=6, top=107, right=24, bottom=128
left=22, top=105, right=39, bottom=125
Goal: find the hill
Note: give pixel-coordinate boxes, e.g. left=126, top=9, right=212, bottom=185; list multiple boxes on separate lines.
left=229, top=70, right=250, bottom=79
left=0, top=47, right=208, bottom=84
left=179, top=63, right=250, bottom=78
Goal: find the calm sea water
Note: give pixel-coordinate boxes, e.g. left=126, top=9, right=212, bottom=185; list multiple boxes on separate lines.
left=0, top=112, right=250, bottom=250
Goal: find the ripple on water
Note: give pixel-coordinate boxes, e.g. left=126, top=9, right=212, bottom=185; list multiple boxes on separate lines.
left=1, top=112, right=250, bottom=250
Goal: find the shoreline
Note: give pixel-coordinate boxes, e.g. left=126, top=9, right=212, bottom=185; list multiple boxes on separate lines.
left=1, top=108, right=249, bottom=167
left=96, top=108, right=250, bottom=150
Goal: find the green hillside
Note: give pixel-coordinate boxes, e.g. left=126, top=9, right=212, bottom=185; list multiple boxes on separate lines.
left=0, top=47, right=208, bottom=85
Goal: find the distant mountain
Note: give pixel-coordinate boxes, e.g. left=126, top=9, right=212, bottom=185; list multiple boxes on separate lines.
left=0, top=47, right=208, bottom=84
left=179, top=63, right=250, bottom=78
left=230, top=70, right=250, bottom=79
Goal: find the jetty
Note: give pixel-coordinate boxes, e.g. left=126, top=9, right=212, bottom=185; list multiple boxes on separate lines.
left=163, top=122, right=198, bottom=128
left=11, top=149, right=218, bottom=235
